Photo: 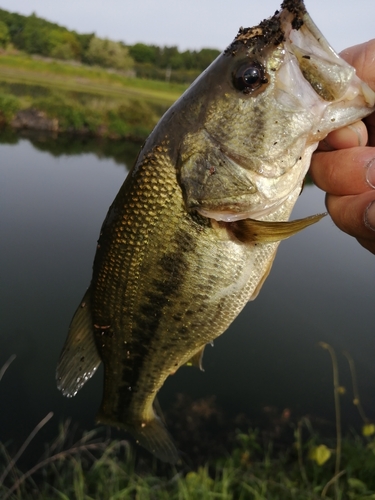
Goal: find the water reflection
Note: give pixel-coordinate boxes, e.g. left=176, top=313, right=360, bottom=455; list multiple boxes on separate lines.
left=0, top=128, right=142, bottom=167
left=1, top=132, right=375, bottom=462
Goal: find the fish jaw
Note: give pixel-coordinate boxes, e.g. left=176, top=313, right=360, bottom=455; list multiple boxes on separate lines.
left=278, top=5, right=375, bottom=135
left=178, top=0, right=375, bottom=223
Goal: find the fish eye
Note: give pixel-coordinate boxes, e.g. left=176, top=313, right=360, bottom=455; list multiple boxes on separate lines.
left=233, top=62, right=267, bottom=93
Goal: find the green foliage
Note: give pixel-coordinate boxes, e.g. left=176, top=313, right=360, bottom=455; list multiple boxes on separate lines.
left=194, top=48, right=221, bottom=70
left=0, top=9, right=132, bottom=70
left=0, top=8, right=26, bottom=41
left=24, top=132, right=141, bottom=167
left=85, top=37, right=134, bottom=71
left=0, top=93, right=20, bottom=121
left=128, top=43, right=158, bottom=64
left=20, top=13, right=53, bottom=56
left=107, top=99, right=158, bottom=138
left=0, top=20, right=9, bottom=48
left=34, top=94, right=92, bottom=130
left=48, top=30, right=81, bottom=60
left=2, top=425, right=375, bottom=499
left=0, top=51, right=182, bottom=141
left=133, top=63, right=201, bottom=84
left=74, top=32, right=95, bottom=54
left=27, top=91, right=159, bottom=139
left=0, top=8, right=220, bottom=83
left=129, top=43, right=220, bottom=82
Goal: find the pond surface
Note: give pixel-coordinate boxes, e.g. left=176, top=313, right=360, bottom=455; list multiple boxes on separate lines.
left=1, top=131, right=375, bottom=462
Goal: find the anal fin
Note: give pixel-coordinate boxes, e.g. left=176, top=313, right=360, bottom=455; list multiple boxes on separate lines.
left=185, top=346, right=205, bottom=371
left=56, top=286, right=101, bottom=397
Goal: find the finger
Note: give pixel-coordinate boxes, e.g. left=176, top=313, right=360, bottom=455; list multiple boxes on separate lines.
left=364, top=112, right=375, bottom=147
left=339, top=40, right=375, bottom=89
left=310, top=147, right=375, bottom=195
left=339, top=40, right=375, bottom=147
left=317, top=121, right=368, bottom=151
left=356, top=236, right=375, bottom=255
left=326, top=191, right=375, bottom=243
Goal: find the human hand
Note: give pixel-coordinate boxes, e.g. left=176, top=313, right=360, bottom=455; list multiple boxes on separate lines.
left=309, top=40, right=375, bottom=254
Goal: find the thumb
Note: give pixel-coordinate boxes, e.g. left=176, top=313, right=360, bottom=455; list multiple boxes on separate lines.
left=340, top=40, right=375, bottom=147
left=340, top=39, right=375, bottom=90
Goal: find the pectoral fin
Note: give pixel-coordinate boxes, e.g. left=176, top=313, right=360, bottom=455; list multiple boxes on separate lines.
left=56, top=286, right=101, bottom=397
left=229, top=213, right=326, bottom=244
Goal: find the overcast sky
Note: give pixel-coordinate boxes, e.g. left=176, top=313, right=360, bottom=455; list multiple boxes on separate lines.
left=0, top=0, right=373, bottom=53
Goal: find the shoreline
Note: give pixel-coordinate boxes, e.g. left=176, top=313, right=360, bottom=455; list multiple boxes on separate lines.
left=7, top=107, right=149, bottom=142
left=0, top=52, right=185, bottom=143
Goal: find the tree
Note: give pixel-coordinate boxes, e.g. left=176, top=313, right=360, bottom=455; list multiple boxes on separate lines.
left=85, top=37, right=134, bottom=71
left=196, top=48, right=220, bottom=71
left=128, top=43, right=157, bottom=64
left=75, top=32, right=94, bottom=60
left=0, top=20, right=9, bottom=48
left=48, top=30, right=81, bottom=60
left=21, top=14, right=51, bottom=55
left=0, top=9, right=26, bottom=42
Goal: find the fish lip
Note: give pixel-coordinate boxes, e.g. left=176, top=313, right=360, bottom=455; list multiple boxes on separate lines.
left=299, top=10, right=339, bottom=60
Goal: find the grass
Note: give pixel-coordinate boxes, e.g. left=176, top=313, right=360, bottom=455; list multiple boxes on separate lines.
left=2, top=420, right=375, bottom=499
left=1, top=348, right=375, bottom=499
left=0, top=52, right=187, bottom=104
left=0, top=50, right=187, bottom=140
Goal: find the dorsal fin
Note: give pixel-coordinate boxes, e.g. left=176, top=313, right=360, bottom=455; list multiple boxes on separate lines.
left=56, top=287, right=101, bottom=397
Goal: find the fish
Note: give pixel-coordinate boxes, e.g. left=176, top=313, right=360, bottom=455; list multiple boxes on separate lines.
left=56, top=0, right=375, bottom=464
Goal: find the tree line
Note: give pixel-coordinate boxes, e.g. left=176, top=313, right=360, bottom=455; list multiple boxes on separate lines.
left=0, top=9, right=220, bottom=83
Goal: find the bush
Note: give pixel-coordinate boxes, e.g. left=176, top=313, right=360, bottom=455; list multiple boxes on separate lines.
left=34, top=94, right=101, bottom=132
left=0, top=93, right=20, bottom=122
left=107, top=99, right=158, bottom=138
left=48, top=30, right=81, bottom=60
left=0, top=20, right=9, bottom=48
left=85, top=37, right=134, bottom=71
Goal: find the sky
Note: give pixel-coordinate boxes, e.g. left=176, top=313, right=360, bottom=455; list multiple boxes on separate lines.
left=0, top=0, right=373, bottom=53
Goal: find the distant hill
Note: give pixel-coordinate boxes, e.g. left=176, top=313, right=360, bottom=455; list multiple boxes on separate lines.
left=0, top=8, right=220, bottom=83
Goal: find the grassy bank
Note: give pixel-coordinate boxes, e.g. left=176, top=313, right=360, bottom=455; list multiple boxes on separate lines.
left=2, top=422, right=375, bottom=499
left=0, top=51, right=187, bottom=140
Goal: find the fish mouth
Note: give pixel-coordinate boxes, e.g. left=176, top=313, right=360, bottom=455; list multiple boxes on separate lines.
left=277, top=2, right=375, bottom=112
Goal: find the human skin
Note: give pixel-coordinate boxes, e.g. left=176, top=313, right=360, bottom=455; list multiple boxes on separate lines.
left=309, top=39, right=375, bottom=254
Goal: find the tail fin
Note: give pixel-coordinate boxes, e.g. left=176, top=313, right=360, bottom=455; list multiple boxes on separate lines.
left=97, top=411, right=179, bottom=464
left=133, top=416, right=180, bottom=464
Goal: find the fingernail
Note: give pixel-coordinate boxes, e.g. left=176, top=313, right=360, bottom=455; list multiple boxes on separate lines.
left=364, top=201, right=375, bottom=231
left=365, top=159, right=375, bottom=189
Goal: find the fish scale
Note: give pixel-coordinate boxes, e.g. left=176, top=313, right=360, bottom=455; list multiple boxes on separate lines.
left=92, top=137, right=294, bottom=455
left=57, top=0, right=375, bottom=463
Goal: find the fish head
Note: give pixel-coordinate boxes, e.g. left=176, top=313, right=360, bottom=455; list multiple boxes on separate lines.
left=178, top=0, right=375, bottom=222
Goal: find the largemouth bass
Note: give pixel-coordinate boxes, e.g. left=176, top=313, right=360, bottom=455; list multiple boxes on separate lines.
left=56, top=0, right=375, bottom=463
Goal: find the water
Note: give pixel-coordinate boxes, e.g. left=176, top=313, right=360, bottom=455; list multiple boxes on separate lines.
left=1, top=131, right=375, bottom=460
